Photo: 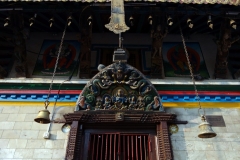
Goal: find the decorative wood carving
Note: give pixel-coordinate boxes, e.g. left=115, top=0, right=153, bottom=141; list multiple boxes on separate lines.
left=65, top=56, right=183, bottom=159
left=78, top=25, right=92, bottom=79
left=214, top=19, right=240, bottom=79
left=65, top=121, right=79, bottom=160
left=150, top=24, right=168, bottom=79
left=157, top=122, right=173, bottom=160
left=74, top=125, right=83, bottom=160
left=63, top=111, right=177, bottom=123
left=6, top=11, right=29, bottom=78
left=76, top=62, right=164, bottom=112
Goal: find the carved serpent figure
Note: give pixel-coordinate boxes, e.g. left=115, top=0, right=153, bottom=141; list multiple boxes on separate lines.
left=129, top=79, right=147, bottom=91
left=93, top=79, right=111, bottom=90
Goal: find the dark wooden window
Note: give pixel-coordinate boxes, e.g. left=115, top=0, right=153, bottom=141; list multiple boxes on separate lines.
left=88, top=133, right=150, bottom=160
left=82, top=129, right=157, bottom=160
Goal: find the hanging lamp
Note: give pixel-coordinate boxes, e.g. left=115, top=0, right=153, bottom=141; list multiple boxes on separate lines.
left=34, top=22, right=68, bottom=124
left=178, top=22, right=217, bottom=138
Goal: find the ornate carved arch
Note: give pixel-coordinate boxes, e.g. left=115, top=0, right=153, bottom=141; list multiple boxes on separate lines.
left=76, top=62, right=164, bottom=112
left=63, top=62, right=186, bottom=160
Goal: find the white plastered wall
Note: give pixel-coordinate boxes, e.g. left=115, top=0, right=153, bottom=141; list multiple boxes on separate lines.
left=166, top=107, right=240, bottom=160
left=0, top=105, right=74, bottom=159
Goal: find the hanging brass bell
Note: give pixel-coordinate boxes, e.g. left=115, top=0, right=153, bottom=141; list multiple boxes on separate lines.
left=34, top=109, right=50, bottom=124
left=198, top=115, right=217, bottom=138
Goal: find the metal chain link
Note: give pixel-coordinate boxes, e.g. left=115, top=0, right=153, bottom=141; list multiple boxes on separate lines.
left=178, top=23, right=204, bottom=115
left=45, top=23, right=68, bottom=107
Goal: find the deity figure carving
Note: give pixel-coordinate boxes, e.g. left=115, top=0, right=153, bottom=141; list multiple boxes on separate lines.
left=216, top=29, right=239, bottom=66
left=147, top=96, right=164, bottom=111
left=137, top=96, right=145, bottom=110
left=214, top=20, right=240, bottom=79
left=5, top=12, right=29, bottom=77
left=151, top=25, right=168, bottom=58
left=103, top=97, right=112, bottom=110
left=112, top=65, right=128, bottom=83
left=78, top=96, right=90, bottom=110
left=128, top=96, right=137, bottom=110
left=150, top=25, right=167, bottom=79
left=100, top=71, right=112, bottom=87
left=112, top=89, right=128, bottom=109
left=6, top=28, right=29, bottom=77
left=95, top=96, right=102, bottom=110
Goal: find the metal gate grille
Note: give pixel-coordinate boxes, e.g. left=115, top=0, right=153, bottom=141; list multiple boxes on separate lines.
left=88, top=133, right=150, bottom=160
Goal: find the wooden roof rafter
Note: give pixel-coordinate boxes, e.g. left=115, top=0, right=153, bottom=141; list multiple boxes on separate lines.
left=0, top=0, right=239, bottom=6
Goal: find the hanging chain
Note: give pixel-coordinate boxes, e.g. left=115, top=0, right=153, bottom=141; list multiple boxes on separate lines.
left=178, top=23, right=204, bottom=115
left=45, top=23, right=68, bottom=108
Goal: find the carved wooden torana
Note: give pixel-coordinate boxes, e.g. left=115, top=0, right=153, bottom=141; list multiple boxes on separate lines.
left=76, top=62, right=164, bottom=111
left=61, top=60, right=185, bottom=159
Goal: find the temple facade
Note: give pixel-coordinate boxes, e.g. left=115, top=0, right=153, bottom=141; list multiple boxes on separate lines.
left=0, top=1, right=240, bottom=160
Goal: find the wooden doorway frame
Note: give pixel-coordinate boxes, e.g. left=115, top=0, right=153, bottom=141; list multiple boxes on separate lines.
left=63, top=111, right=183, bottom=160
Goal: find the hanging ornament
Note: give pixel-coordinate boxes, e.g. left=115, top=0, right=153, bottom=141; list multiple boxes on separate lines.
left=105, top=0, right=129, bottom=34
left=178, top=20, right=217, bottom=139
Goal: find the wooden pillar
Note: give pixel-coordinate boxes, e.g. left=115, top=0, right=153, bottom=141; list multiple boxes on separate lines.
left=65, top=121, right=83, bottom=160
left=150, top=24, right=167, bottom=79
left=6, top=11, right=29, bottom=78
left=157, top=121, right=172, bottom=160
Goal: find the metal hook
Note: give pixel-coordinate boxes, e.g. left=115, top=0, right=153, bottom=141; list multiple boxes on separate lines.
left=198, top=108, right=206, bottom=117
left=44, top=101, right=50, bottom=109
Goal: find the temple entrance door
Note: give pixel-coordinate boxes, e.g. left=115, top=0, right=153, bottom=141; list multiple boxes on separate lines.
left=82, top=128, right=157, bottom=160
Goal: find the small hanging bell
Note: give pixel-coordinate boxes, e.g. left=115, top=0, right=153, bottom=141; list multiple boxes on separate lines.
left=34, top=109, right=50, bottom=124
left=34, top=101, right=51, bottom=124
left=198, top=115, right=217, bottom=138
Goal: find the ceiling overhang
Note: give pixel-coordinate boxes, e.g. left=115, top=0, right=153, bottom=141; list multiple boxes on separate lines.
left=0, top=0, right=239, bottom=6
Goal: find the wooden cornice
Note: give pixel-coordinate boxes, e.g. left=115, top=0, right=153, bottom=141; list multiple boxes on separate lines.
left=63, top=110, right=178, bottom=123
